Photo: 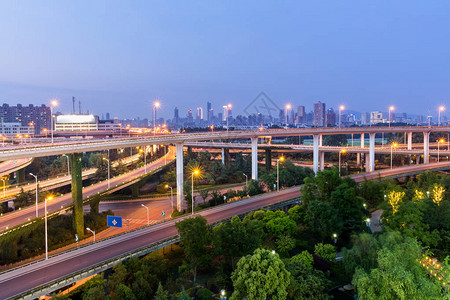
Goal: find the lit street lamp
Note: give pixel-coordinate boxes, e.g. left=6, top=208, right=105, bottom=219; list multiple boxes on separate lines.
left=102, top=157, right=110, bottom=189
left=45, top=196, right=53, bottom=259
left=366, top=218, right=371, bottom=233
left=191, top=169, right=199, bottom=215
left=277, top=156, right=285, bottom=192
left=333, top=233, right=338, bottom=245
left=226, top=104, right=232, bottom=134
left=388, top=106, right=394, bottom=127
left=50, top=100, right=58, bottom=143
left=438, top=139, right=445, bottom=162
left=153, top=101, right=160, bottom=135
left=141, top=204, right=149, bottom=225
left=339, top=105, right=345, bottom=128
left=29, top=173, right=38, bottom=218
left=243, top=173, right=248, bottom=187
left=438, top=106, right=445, bottom=126
left=86, top=227, right=96, bottom=243
left=165, top=184, right=174, bottom=210
left=339, top=149, right=346, bottom=176
left=220, top=289, right=227, bottom=300
left=285, top=104, right=291, bottom=126
left=390, top=142, right=398, bottom=169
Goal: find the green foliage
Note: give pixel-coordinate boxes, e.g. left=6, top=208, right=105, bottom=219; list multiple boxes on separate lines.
left=342, top=233, right=380, bottom=277
left=276, top=235, right=296, bottom=257
left=265, top=215, right=297, bottom=238
left=175, top=216, right=213, bottom=282
left=358, top=179, right=385, bottom=209
left=314, top=243, right=336, bottom=262
left=231, top=248, right=290, bottom=300
left=306, top=200, right=340, bottom=242
left=288, top=205, right=306, bottom=225
left=353, top=232, right=447, bottom=299
left=154, top=282, right=168, bottom=300
left=247, top=179, right=264, bottom=196
left=196, top=288, right=212, bottom=300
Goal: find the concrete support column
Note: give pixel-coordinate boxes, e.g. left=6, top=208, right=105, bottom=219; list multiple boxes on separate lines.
left=361, top=133, right=365, bottom=148
left=70, top=153, right=84, bottom=238
left=369, top=133, right=376, bottom=172
left=320, top=151, right=325, bottom=171
left=319, top=134, right=323, bottom=146
left=131, top=182, right=139, bottom=198
left=251, top=137, right=258, bottom=181
left=221, top=148, right=225, bottom=165
left=265, top=149, right=272, bottom=172
left=176, top=143, right=184, bottom=211
left=356, top=153, right=361, bottom=167
left=313, top=134, right=320, bottom=174
left=15, top=168, right=25, bottom=185
left=416, top=155, right=421, bottom=164
left=423, top=132, right=430, bottom=164
left=407, top=132, right=413, bottom=150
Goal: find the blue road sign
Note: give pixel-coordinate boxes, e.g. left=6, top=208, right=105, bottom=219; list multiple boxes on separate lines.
left=107, top=215, right=123, bottom=228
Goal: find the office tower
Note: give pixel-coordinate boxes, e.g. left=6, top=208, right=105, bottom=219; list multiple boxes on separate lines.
left=0, top=103, right=51, bottom=134
left=296, top=106, right=306, bottom=124
left=361, top=112, right=370, bottom=125
left=173, top=107, right=179, bottom=125
left=370, top=111, right=383, bottom=124
left=313, top=101, right=326, bottom=127
left=326, top=108, right=336, bottom=126
left=207, top=102, right=212, bottom=122
left=196, top=107, right=203, bottom=120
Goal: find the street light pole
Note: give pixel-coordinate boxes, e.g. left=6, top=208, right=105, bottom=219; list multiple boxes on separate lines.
left=388, top=106, right=394, bottom=127
left=141, top=204, right=149, bottom=225
left=438, top=139, right=444, bottom=162
left=50, top=100, right=58, bottom=143
left=29, top=173, right=38, bottom=218
left=439, top=106, right=445, bottom=126
left=285, top=104, right=291, bottom=126
left=391, top=142, right=398, bottom=169
left=103, top=157, right=110, bottom=189
left=191, top=170, right=199, bottom=215
left=339, top=105, right=345, bottom=128
left=339, top=149, right=346, bottom=176
left=86, top=227, right=95, bottom=242
left=45, top=196, right=53, bottom=259
left=226, top=104, right=232, bottom=134
left=153, top=102, right=160, bottom=135
left=165, top=184, right=174, bottom=210
left=277, top=156, right=285, bottom=192
left=243, top=173, right=248, bottom=187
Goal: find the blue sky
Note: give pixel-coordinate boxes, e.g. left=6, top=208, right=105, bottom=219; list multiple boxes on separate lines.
left=0, top=1, right=449, bottom=119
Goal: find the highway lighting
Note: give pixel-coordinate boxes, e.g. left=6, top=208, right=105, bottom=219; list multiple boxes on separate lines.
left=191, top=169, right=200, bottom=215
left=62, top=154, right=70, bottom=176
left=86, top=227, right=96, bottom=243
left=165, top=184, right=174, bottom=210
left=141, top=204, right=149, bottom=225
left=438, top=139, right=445, bottom=162
left=285, top=104, right=291, bottom=125
left=102, top=157, right=110, bottom=189
left=220, top=290, right=226, bottom=300
left=339, top=149, right=346, bottom=176
left=277, top=156, right=285, bottom=192
left=333, top=233, right=338, bottom=245
left=45, top=196, right=53, bottom=259
left=271, top=250, right=276, bottom=254
left=366, top=218, right=371, bottom=232
left=153, top=101, right=160, bottom=136
left=438, top=106, right=445, bottom=126
left=226, top=104, right=232, bottom=134
left=0, top=178, right=6, bottom=198
left=210, top=125, right=214, bottom=132
left=50, top=100, right=58, bottom=143
left=389, top=106, right=394, bottom=127
left=29, top=173, right=38, bottom=218
left=243, top=173, right=248, bottom=187
left=390, top=142, right=398, bottom=169
left=339, top=105, right=345, bottom=128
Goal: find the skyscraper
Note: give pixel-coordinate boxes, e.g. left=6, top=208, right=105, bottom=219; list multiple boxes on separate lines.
left=196, top=107, right=203, bottom=120
left=173, top=107, right=179, bottom=125
left=313, top=101, right=326, bottom=127
left=326, top=108, right=336, bottom=126
left=207, top=102, right=212, bottom=123
left=296, top=106, right=306, bottom=124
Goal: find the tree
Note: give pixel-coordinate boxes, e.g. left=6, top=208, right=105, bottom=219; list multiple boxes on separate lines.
left=288, top=205, right=306, bottom=225
left=175, top=216, right=213, bottom=282
left=306, top=200, right=340, bottom=242
left=113, top=283, right=136, bottom=300
left=387, top=189, right=405, bottom=214
left=231, top=248, right=290, bottom=300
left=300, top=169, right=343, bottom=204
left=154, top=282, right=168, bottom=300
left=314, top=243, right=336, bottom=262
left=276, top=235, right=295, bottom=257
left=431, top=183, right=445, bottom=206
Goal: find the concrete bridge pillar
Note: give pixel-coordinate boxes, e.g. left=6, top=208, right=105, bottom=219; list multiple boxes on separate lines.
left=361, top=133, right=365, bottom=148
left=313, top=134, right=320, bottom=174
left=319, top=134, right=323, bottom=146
left=423, top=132, right=430, bottom=164
left=221, top=148, right=225, bottom=165
left=176, top=143, right=184, bottom=211
left=407, top=132, right=413, bottom=150
left=70, top=153, right=84, bottom=238
left=357, top=153, right=361, bottom=167
left=15, top=168, right=25, bottom=185
left=251, top=137, right=258, bottom=180
left=369, top=133, right=376, bottom=172
left=320, top=151, right=325, bottom=171
left=265, top=149, right=272, bottom=172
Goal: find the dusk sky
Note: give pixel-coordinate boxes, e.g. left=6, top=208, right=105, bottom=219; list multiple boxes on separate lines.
left=1, top=1, right=449, bottom=119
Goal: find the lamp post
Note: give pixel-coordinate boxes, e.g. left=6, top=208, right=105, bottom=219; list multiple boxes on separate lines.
left=285, top=104, right=291, bottom=126
left=140, top=147, right=147, bottom=173
left=438, top=139, right=445, bottom=162
left=29, top=173, right=38, bottom=218
left=86, top=227, right=95, bottom=242
left=390, top=142, right=398, bottom=169
left=141, top=204, right=149, bottom=225
left=333, top=233, right=338, bottom=245
left=339, top=149, right=346, bottom=176
left=62, top=154, right=70, bottom=176
left=243, top=173, right=248, bottom=187
left=191, top=170, right=199, bottom=215
left=50, top=100, right=58, bottom=143
left=438, top=106, right=445, bottom=126
left=366, top=218, right=371, bottom=233
left=388, top=106, right=394, bottom=127
left=226, top=104, right=232, bottom=134
left=339, top=105, right=345, bottom=128
left=220, top=289, right=227, bottom=300
left=277, top=156, right=285, bottom=192
left=165, top=184, right=174, bottom=210
left=0, top=178, right=5, bottom=198
left=45, top=196, right=53, bottom=259
left=153, top=101, right=160, bottom=135
left=102, top=157, right=110, bottom=189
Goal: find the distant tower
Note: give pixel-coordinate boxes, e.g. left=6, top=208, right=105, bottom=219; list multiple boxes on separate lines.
left=72, top=97, right=76, bottom=114
left=313, top=101, right=326, bottom=127
left=207, top=102, right=212, bottom=123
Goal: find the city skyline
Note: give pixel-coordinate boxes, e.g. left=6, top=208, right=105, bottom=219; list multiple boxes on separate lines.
left=1, top=1, right=450, bottom=118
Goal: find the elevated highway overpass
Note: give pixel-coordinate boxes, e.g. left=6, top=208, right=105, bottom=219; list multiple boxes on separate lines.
left=1, top=160, right=450, bottom=299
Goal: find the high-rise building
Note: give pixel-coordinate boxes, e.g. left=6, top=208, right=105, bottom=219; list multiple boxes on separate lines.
left=196, top=107, right=203, bottom=120
left=326, top=108, right=336, bottom=126
left=313, top=101, right=326, bottom=127
left=296, top=106, right=306, bottom=124
left=361, top=112, right=371, bottom=125
left=207, top=102, right=212, bottom=123
left=370, top=111, right=383, bottom=124
left=0, top=103, right=51, bottom=134
left=173, top=107, right=179, bottom=125
left=106, top=112, right=110, bottom=120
